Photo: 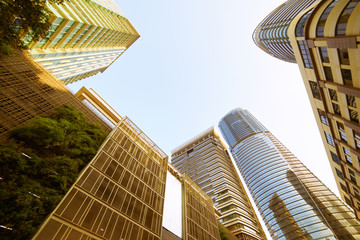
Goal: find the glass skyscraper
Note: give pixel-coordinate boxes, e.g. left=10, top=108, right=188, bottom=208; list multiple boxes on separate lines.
left=253, top=0, right=360, bottom=218
left=219, top=108, right=360, bottom=239
left=25, top=0, right=139, bottom=84
left=252, top=0, right=316, bottom=63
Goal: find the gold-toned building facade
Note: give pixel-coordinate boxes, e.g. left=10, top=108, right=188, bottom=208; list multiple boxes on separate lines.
left=0, top=52, right=111, bottom=143
left=171, top=128, right=267, bottom=240
left=288, top=0, right=360, bottom=218
left=166, top=164, right=221, bottom=240
left=75, top=87, right=122, bottom=128
left=24, top=0, right=139, bottom=84
left=33, top=117, right=168, bottom=240
left=254, top=0, right=360, bottom=218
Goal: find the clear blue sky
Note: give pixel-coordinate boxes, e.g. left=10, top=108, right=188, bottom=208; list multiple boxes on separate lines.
left=69, top=0, right=339, bottom=223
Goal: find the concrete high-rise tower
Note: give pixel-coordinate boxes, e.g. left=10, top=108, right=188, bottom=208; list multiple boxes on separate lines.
left=219, top=108, right=360, bottom=239
left=253, top=0, right=360, bottom=218
left=24, top=0, right=139, bottom=84
left=171, top=128, right=267, bottom=240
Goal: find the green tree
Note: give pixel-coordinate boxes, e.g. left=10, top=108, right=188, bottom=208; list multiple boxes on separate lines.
left=0, top=105, right=106, bottom=239
left=219, top=225, right=230, bottom=240
left=0, top=0, right=64, bottom=51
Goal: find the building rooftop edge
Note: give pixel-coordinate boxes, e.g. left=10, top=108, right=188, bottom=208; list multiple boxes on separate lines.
left=171, top=126, right=228, bottom=155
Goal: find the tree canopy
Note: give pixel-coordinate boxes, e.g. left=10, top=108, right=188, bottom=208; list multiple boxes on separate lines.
left=0, top=105, right=107, bottom=239
left=0, top=0, right=64, bottom=50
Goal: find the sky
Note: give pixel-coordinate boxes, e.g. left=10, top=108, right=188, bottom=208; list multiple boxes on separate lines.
left=68, top=0, right=340, bottom=232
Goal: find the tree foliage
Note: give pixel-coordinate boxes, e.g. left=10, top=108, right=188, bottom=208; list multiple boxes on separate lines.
left=0, top=105, right=106, bottom=239
left=219, top=225, right=230, bottom=240
left=0, top=0, right=64, bottom=50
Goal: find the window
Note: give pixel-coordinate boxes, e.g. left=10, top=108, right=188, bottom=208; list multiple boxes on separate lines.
left=354, top=187, right=360, bottom=200
left=329, top=89, right=338, bottom=101
left=347, top=95, right=356, bottom=108
left=319, top=47, right=329, bottom=63
left=340, top=183, right=348, bottom=193
left=331, top=151, right=340, bottom=164
left=333, top=103, right=341, bottom=116
left=218, top=197, right=232, bottom=204
left=354, top=131, right=360, bottom=149
left=349, top=109, right=359, bottom=123
left=318, top=109, right=329, bottom=125
left=324, top=67, right=333, bottom=81
left=345, top=197, right=352, bottom=207
left=350, top=175, right=357, bottom=183
left=337, top=122, right=345, bottom=131
left=336, top=0, right=359, bottom=35
left=222, top=214, right=240, bottom=222
left=309, top=81, right=321, bottom=100
left=344, top=147, right=351, bottom=155
left=325, top=131, right=335, bottom=147
left=340, top=132, right=347, bottom=142
left=337, top=122, right=347, bottom=142
left=295, top=9, right=314, bottom=37
left=298, top=40, right=313, bottom=68
left=341, top=69, right=353, bottom=86
left=349, top=168, right=356, bottom=183
left=343, top=146, right=353, bottom=165
left=317, top=0, right=338, bottom=37
left=338, top=48, right=350, bottom=65
left=336, top=168, right=344, bottom=179
left=346, top=155, right=353, bottom=165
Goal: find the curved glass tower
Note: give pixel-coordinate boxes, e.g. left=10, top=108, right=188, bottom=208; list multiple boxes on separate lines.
left=252, top=0, right=316, bottom=63
left=219, top=108, right=360, bottom=239
left=254, top=0, right=360, bottom=219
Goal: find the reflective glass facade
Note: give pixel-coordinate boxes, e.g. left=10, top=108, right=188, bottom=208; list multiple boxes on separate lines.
left=171, top=128, right=266, bottom=240
left=219, top=108, right=360, bottom=239
left=252, top=0, right=317, bottom=63
left=288, top=0, right=360, bottom=219
left=26, top=0, right=139, bottom=84
left=256, top=0, right=360, bottom=218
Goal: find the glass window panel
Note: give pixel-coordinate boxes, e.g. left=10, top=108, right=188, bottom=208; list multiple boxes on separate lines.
left=298, top=40, right=313, bottom=68
left=336, top=168, right=344, bottom=179
left=318, top=109, right=329, bottom=125
left=329, top=89, right=338, bottom=101
left=338, top=48, right=349, bottom=65
left=342, top=69, right=353, bottom=86
left=333, top=103, right=341, bottom=116
left=349, top=109, right=359, bottom=123
left=346, top=155, right=353, bottom=165
left=347, top=95, right=356, bottom=108
left=319, top=47, right=329, bottom=63
left=317, top=1, right=338, bottom=37
left=331, top=151, right=340, bottom=164
left=324, top=67, right=333, bottom=81
left=309, top=81, right=322, bottom=100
